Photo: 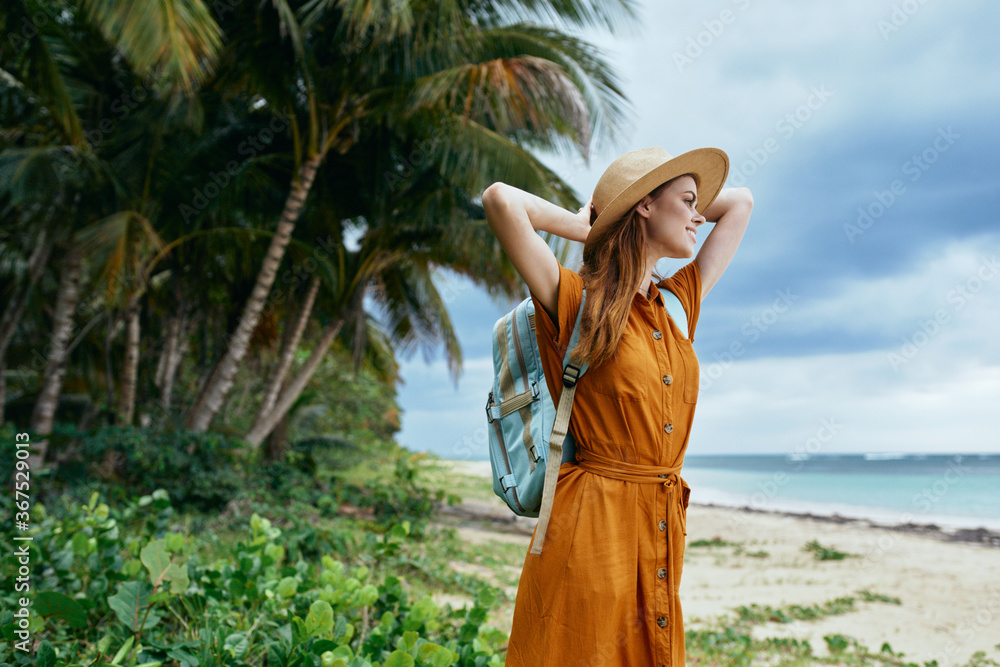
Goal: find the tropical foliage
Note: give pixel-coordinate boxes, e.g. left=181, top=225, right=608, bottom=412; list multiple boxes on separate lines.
left=0, top=0, right=635, bottom=461
left=0, top=0, right=636, bottom=663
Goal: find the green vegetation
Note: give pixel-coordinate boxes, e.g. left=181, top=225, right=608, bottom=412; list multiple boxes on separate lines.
left=689, top=537, right=737, bottom=548
left=857, top=590, right=902, bottom=605
left=735, top=594, right=862, bottom=624
left=687, top=537, right=768, bottom=558
left=0, top=488, right=505, bottom=666
left=687, top=590, right=994, bottom=667
left=803, top=539, right=858, bottom=561
left=0, top=0, right=635, bottom=466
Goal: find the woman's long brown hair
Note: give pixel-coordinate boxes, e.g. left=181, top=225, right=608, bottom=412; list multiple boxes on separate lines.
left=571, top=176, right=686, bottom=368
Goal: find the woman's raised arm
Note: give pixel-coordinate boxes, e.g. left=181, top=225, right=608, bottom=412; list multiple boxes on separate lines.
left=482, top=183, right=592, bottom=323
left=695, top=187, right=754, bottom=299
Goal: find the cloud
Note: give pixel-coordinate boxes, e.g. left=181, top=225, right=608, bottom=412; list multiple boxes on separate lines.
left=694, top=235, right=1000, bottom=454
left=394, top=0, right=1000, bottom=458
left=694, top=353, right=1000, bottom=455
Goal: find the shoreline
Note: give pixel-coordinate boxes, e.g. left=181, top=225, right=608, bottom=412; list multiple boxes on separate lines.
left=441, top=458, right=1000, bottom=547
left=694, top=501, right=1000, bottom=549
left=429, top=457, right=1000, bottom=665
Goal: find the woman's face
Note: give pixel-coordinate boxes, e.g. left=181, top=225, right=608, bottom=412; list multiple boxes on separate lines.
left=637, top=175, right=706, bottom=259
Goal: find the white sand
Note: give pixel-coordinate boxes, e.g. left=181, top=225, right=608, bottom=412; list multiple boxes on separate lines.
left=435, top=459, right=1000, bottom=665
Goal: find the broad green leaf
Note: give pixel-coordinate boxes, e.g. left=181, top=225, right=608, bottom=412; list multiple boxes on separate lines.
left=334, top=615, right=349, bottom=641
left=328, top=645, right=353, bottom=660
left=71, top=531, right=90, bottom=557
left=398, top=630, right=419, bottom=653
left=312, top=639, right=338, bottom=654
left=264, top=543, right=285, bottom=564
left=140, top=539, right=190, bottom=594
left=417, top=644, right=456, bottom=667
left=239, top=555, right=258, bottom=574
left=224, top=633, right=248, bottom=659
left=108, top=582, right=161, bottom=632
left=276, top=576, right=299, bottom=598
left=382, top=651, right=414, bottom=667
left=36, top=640, right=56, bottom=667
left=351, top=584, right=378, bottom=608
left=305, top=600, right=334, bottom=636
left=165, top=533, right=185, bottom=551
left=474, top=587, right=497, bottom=609
left=36, top=591, right=88, bottom=628
left=409, top=596, right=439, bottom=624
left=268, top=642, right=287, bottom=667
left=291, top=616, right=307, bottom=644
left=166, top=646, right=200, bottom=666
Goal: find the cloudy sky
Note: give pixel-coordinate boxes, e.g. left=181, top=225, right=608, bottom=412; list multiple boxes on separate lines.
left=393, top=0, right=1000, bottom=459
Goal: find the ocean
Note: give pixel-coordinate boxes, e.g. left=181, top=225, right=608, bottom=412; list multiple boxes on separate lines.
left=681, top=453, right=1000, bottom=530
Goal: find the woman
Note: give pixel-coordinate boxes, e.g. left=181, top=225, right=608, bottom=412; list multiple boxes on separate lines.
left=482, top=146, right=753, bottom=666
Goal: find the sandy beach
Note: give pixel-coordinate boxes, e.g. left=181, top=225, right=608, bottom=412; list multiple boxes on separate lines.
left=431, top=459, right=1000, bottom=666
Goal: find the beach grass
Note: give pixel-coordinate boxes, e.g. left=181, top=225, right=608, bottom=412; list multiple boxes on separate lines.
left=415, top=456, right=1000, bottom=666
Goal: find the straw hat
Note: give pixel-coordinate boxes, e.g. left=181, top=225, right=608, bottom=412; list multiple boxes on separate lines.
left=588, top=146, right=729, bottom=247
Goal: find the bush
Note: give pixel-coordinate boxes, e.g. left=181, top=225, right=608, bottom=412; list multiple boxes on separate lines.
left=46, top=425, right=247, bottom=512
left=336, top=454, right=459, bottom=538
left=0, top=490, right=505, bottom=667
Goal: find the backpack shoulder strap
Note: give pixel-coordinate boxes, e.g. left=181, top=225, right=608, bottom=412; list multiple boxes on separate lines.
left=658, top=286, right=689, bottom=339
left=562, top=289, right=589, bottom=378
left=531, top=290, right=587, bottom=555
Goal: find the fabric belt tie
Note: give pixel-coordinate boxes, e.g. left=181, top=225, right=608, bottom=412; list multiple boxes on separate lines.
left=574, top=448, right=690, bottom=536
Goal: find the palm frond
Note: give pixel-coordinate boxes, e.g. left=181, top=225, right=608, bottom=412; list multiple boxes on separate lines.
left=464, top=0, right=641, bottom=36
left=0, top=0, right=85, bottom=144
left=81, top=0, right=223, bottom=93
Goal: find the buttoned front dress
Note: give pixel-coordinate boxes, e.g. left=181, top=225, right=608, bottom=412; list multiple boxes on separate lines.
left=504, top=259, right=703, bottom=667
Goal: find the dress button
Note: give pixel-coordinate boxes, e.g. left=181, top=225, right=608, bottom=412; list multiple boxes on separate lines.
left=658, top=520, right=667, bottom=530
left=652, top=329, right=662, bottom=340
left=663, top=423, right=673, bottom=434
left=662, top=374, right=672, bottom=385
left=657, top=473, right=667, bottom=478
left=657, top=567, right=667, bottom=579
left=657, top=616, right=668, bottom=627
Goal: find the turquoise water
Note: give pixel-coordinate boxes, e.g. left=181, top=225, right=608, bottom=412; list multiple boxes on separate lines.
left=680, top=454, right=1000, bottom=529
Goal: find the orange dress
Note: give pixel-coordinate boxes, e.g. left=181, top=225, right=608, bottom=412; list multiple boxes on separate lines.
left=505, top=259, right=703, bottom=667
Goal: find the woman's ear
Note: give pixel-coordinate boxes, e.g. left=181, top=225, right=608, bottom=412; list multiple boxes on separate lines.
left=635, top=194, right=653, bottom=219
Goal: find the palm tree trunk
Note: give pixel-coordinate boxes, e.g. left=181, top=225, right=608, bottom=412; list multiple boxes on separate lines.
left=263, top=412, right=291, bottom=462
left=116, top=295, right=141, bottom=425
left=244, top=317, right=344, bottom=449
left=0, top=227, right=54, bottom=425
left=156, top=307, right=191, bottom=411
left=29, top=245, right=84, bottom=467
left=104, top=311, right=116, bottom=419
left=251, top=274, right=320, bottom=430
left=185, top=151, right=325, bottom=433
left=154, top=312, right=177, bottom=390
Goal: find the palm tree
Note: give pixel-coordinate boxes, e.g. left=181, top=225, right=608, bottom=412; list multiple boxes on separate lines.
left=183, top=0, right=637, bottom=433
left=0, top=0, right=224, bottom=455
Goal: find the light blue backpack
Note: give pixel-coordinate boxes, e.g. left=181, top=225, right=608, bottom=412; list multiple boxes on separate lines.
left=486, top=285, right=688, bottom=555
